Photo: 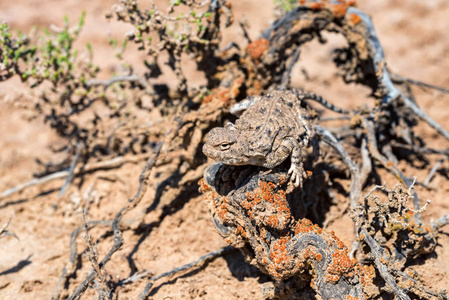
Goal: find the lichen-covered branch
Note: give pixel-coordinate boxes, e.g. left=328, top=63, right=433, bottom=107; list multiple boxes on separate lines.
left=200, top=163, right=367, bottom=299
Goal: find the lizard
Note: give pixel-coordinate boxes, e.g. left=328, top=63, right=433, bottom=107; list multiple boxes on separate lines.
left=202, top=89, right=348, bottom=187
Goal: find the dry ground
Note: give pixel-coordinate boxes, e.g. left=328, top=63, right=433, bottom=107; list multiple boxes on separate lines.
left=0, top=0, right=448, bottom=299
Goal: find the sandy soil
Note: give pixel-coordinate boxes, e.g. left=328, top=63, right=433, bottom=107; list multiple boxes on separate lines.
left=0, top=0, right=448, bottom=299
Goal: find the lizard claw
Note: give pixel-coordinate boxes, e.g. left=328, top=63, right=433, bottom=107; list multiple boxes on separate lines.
left=288, top=164, right=307, bottom=188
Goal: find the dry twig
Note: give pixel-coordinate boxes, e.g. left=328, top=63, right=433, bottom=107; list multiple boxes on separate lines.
left=361, top=230, right=410, bottom=300
left=1, top=154, right=151, bottom=199
left=67, top=143, right=163, bottom=300
left=0, top=217, right=18, bottom=241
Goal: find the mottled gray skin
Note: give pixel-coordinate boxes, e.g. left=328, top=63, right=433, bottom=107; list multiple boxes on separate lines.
left=203, top=90, right=314, bottom=187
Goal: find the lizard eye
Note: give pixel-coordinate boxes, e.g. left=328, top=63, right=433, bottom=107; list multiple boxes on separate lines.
left=219, top=143, right=232, bottom=150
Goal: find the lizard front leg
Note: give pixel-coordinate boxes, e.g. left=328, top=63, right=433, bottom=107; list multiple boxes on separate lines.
left=288, top=138, right=308, bottom=188
left=262, top=138, right=307, bottom=188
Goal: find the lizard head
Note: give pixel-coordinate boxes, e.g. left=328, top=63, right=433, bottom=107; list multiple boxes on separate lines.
left=203, top=125, right=250, bottom=165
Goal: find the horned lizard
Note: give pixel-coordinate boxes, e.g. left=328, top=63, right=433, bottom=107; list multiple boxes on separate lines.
left=203, top=89, right=323, bottom=187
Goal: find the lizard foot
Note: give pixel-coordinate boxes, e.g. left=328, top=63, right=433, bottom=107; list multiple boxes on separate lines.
left=287, top=164, right=308, bottom=188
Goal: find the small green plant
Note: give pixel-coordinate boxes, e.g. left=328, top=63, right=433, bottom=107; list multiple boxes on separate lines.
left=274, top=0, right=298, bottom=12
left=0, top=12, right=96, bottom=86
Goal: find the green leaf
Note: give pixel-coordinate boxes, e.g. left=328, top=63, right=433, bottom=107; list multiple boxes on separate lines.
left=86, top=42, right=93, bottom=56
left=78, top=11, right=86, bottom=29
left=121, top=39, right=128, bottom=49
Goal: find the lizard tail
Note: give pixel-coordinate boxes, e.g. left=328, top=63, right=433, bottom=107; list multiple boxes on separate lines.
left=293, top=89, right=350, bottom=115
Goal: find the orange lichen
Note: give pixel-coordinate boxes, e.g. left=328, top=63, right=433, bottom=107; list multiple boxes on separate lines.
left=242, top=180, right=291, bottom=230
left=279, top=176, right=287, bottom=184
left=349, top=13, right=361, bottom=24
left=260, top=227, right=270, bottom=244
left=266, top=265, right=281, bottom=279
left=199, top=178, right=230, bottom=221
left=201, top=87, right=234, bottom=107
left=422, top=224, right=433, bottom=233
left=266, top=236, right=295, bottom=279
left=266, top=215, right=280, bottom=228
left=246, top=38, right=269, bottom=60
left=399, top=279, right=415, bottom=289
left=235, top=225, right=246, bottom=237
left=303, top=246, right=323, bottom=263
left=217, top=201, right=228, bottom=220
left=217, top=89, right=231, bottom=105
left=333, top=3, right=347, bottom=18
left=198, top=178, right=212, bottom=193
left=326, top=247, right=358, bottom=283
left=360, top=264, right=375, bottom=287
left=271, top=236, right=291, bottom=263
left=299, top=0, right=306, bottom=4
left=310, top=2, right=324, bottom=10
left=201, top=93, right=213, bottom=105
left=293, top=218, right=323, bottom=235
left=199, top=178, right=222, bottom=211
left=347, top=0, right=356, bottom=6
